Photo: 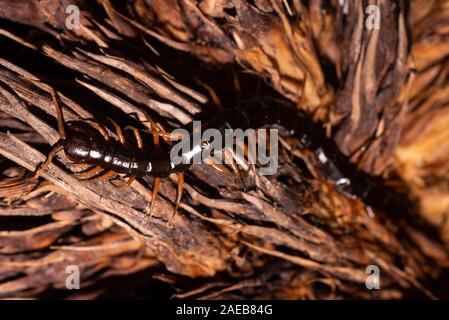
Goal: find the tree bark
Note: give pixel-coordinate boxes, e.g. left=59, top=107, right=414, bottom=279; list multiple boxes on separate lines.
left=0, top=0, right=448, bottom=299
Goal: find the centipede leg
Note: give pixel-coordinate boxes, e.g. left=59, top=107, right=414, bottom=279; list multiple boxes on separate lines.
left=173, top=172, right=184, bottom=217
left=141, top=109, right=157, bottom=131
left=31, top=81, right=67, bottom=140
left=84, top=120, right=110, bottom=141
left=70, top=163, right=90, bottom=171
left=51, top=90, right=66, bottom=140
left=141, top=129, right=183, bottom=142
left=152, top=127, right=160, bottom=148
left=205, top=150, right=245, bottom=188
left=235, top=139, right=249, bottom=162
left=125, top=126, right=143, bottom=149
left=112, top=175, right=136, bottom=188
left=230, top=162, right=246, bottom=191
left=30, top=82, right=67, bottom=179
left=91, top=170, right=117, bottom=181
left=33, top=141, right=64, bottom=179
left=142, top=109, right=184, bottom=144
left=75, top=165, right=103, bottom=179
left=223, top=148, right=246, bottom=191
left=208, top=161, right=233, bottom=176
left=125, top=175, right=136, bottom=186
left=107, top=117, right=126, bottom=145
left=124, top=122, right=162, bottom=215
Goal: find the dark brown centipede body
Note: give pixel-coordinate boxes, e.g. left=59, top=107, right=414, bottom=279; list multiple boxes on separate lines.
left=63, top=121, right=173, bottom=178
left=33, top=84, right=185, bottom=215
left=35, top=84, right=409, bottom=216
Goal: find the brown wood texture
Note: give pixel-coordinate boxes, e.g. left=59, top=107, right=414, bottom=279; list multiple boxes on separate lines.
left=0, top=0, right=448, bottom=299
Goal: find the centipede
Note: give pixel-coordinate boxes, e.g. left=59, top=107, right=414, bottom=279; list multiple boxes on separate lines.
left=33, top=84, right=410, bottom=217
left=32, top=84, right=187, bottom=215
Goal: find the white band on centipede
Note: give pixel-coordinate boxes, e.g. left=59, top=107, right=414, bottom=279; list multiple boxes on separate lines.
left=169, top=121, right=279, bottom=176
